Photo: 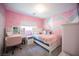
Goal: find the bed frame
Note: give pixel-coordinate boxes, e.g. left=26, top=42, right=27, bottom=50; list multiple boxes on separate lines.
left=33, top=37, right=61, bottom=55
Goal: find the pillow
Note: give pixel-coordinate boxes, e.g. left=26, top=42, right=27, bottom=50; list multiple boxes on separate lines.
left=39, top=32, right=43, bottom=34
left=49, top=31, right=53, bottom=34
left=43, top=30, right=46, bottom=34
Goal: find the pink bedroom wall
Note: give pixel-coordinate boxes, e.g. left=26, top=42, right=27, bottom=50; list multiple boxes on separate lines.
left=5, top=10, right=44, bottom=31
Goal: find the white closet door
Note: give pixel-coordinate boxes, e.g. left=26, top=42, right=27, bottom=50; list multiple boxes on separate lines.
left=0, top=5, right=5, bottom=55
left=62, top=23, right=79, bottom=55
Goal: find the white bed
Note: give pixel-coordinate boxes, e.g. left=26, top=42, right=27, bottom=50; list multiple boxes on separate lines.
left=33, top=33, right=62, bottom=55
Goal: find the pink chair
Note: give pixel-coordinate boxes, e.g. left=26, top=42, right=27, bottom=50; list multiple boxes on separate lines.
left=4, top=35, right=22, bottom=54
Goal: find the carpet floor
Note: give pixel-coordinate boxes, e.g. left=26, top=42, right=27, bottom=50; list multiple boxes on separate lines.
left=2, top=42, right=61, bottom=56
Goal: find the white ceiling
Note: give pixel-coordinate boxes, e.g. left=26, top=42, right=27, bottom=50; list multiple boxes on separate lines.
left=4, top=3, right=77, bottom=18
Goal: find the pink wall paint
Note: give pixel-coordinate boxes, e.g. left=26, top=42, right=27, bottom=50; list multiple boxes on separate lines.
left=5, top=10, right=44, bottom=31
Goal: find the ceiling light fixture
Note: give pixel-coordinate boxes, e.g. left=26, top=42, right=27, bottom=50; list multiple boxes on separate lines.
left=34, top=4, right=47, bottom=13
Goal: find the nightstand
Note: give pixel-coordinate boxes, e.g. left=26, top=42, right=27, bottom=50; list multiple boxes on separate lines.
left=27, top=37, right=34, bottom=45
